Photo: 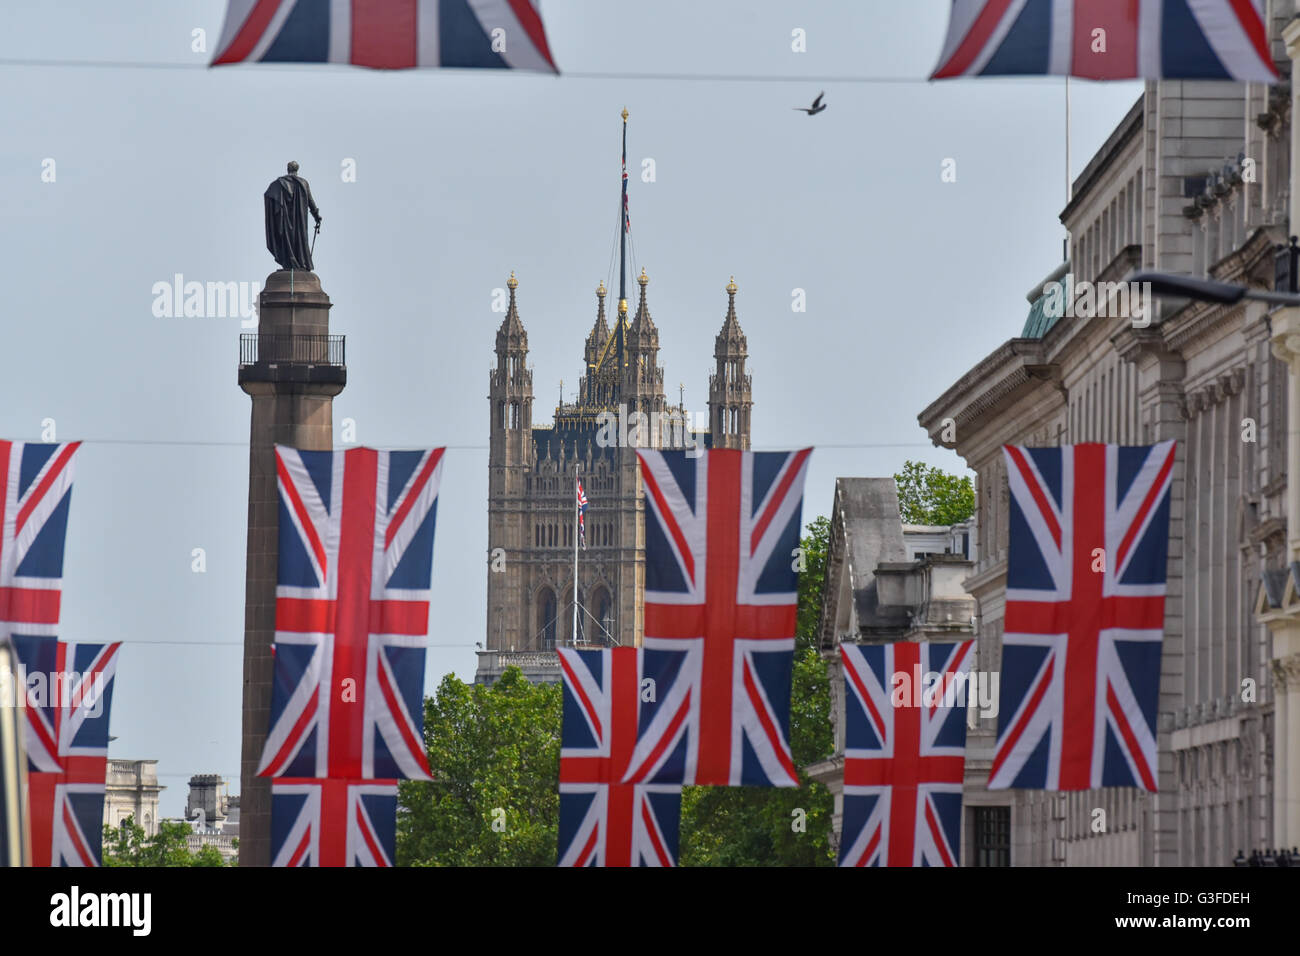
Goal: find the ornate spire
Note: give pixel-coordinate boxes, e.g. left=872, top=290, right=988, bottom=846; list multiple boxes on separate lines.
left=716, top=274, right=745, bottom=347
left=495, top=270, right=527, bottom=349
left=632, top=267, right=656, bottom=332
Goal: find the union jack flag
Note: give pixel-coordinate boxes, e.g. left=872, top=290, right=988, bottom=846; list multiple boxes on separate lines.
left=258, top=446, right=444, bottom=781
left=839, top=640, right=973, bottom=867
left=213, top=0, right=559, bottom=72
left=991, top=441, right=1174, bottom=791
left=0, top=441, right=80, bottom=645
left=271, top=778, right=397, bottom=866
left=12, top=636, right=119, bottom=867
left=577, top=478, right=588, bottom=550
left=932, top=0, right=1277, bottom=82
left=558, top=648, right=681, bottom=867
left=630, top=448, right=811, bottom=787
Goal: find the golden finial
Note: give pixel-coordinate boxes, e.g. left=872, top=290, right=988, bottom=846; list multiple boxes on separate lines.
left=597, top=279, right=606, bottom=297
left=726, top=275, right=737, bottom=295
left=507, top=271, right=518, bottom=290
left=618, top=298, right=628, bottom=314
left=638, top=267, right=649, bottom=287
left=621, top=107, right=629, bottom=122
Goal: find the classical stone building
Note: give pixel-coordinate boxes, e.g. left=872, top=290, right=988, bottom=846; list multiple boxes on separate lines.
left=103, top=759, right=164, bottom=836
left=478, top=269, right=753, bottom=682
left=806, top=478, right=977, bottom=856
left=178, top=774, right=239, bottom=862
left=918, top=7, right=1299, bottom=864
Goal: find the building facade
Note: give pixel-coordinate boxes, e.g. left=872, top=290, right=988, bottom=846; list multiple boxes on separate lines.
left=917, top=7, right=1298, bottom=864
left=103, top=759, right=164, bottom=837
left=479, top=270, right=752, bottom=681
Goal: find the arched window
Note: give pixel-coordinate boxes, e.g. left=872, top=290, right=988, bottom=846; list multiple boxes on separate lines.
left=590, top=587, right=612, bottom=644
left=538, top=589, right=557, bottom=650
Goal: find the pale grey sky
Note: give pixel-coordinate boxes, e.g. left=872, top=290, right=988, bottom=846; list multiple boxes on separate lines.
left=0, top=1, right=1141, bottom=816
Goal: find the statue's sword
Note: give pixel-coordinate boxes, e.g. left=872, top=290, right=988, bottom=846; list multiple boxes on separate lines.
left=311, top=220, right=320, bottom=256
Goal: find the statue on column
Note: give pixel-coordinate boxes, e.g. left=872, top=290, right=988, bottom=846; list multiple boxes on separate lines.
left=264, top=161, right=322, bottom=271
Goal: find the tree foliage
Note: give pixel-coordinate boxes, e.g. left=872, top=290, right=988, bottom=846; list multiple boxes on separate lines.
left=101, top=817, right=233, bottom=867
left=893, top=460, right=975, bottom=526
left=397, top=667, right=561, bottom=866
left=677, top=515, right=835, bottom=866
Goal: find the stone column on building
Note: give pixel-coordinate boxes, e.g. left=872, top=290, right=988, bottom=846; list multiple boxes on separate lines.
left=1258, top=16, right=1300, bottom=853
left=237, top=269, right=344, bottom=866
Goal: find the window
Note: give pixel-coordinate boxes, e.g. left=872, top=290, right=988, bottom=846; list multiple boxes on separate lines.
left=538, top=590, right=557, bottom=650
left=972, top=806, right=1010, bottom=867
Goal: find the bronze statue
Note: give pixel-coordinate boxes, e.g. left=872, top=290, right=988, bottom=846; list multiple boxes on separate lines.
left=264, top=161, right=322, bottom=271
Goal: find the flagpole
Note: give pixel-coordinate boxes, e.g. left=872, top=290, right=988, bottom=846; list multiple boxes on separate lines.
left=572, top=471, right=580, bottom=646
left=1064, top=75, right=1072, bottom=260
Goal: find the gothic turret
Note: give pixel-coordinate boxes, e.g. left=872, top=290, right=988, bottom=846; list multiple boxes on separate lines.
left=490, top=271, right=534, bottom=463
left=709, top=276, right=752, bottom=450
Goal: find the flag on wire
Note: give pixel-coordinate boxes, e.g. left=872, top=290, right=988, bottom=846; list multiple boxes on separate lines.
left=558, top=648, right=681, bottom=866
left=0, top=441, right=80, bottom=645
left=258, top=446, right=444, bottom=781
left=931, top=0, right=1278, bottom=82
left=631, top=448, right=811, bottom=787
left=839, top=640, right=973, bottom=867
left=212, top=0, right=559, bottom=72
left=12, top=637, right=120, bottom=867
left=270, top=777, right=398, bottom=866
left=577, top=478, right=588, bottom=550
left=991, top=441, right=1174, bottom=791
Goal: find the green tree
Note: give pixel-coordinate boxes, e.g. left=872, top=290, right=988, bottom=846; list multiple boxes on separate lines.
left=893, top=460, right=975, bottom=526
left=101, top=817, right=235, bottom=867
left=677, top=515, right=836, bottom=866
left=398, top=666, right=561, bottom=866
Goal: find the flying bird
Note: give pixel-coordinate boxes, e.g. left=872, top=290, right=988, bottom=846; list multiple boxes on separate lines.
left=794, top=91, right=826, bottom=116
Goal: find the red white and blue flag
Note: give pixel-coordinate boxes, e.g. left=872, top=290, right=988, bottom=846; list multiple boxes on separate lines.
left=932, top=0, right=1277, bottom=82
left=558, top=648, right=681, bottom=867
left=630, top=448, right=811, bottom=787
left=0, top=441, right=80, bottom=645
left=258, top=446, right=444, bottom=781
left=12, top=636, right=120, bottom=867
left=271, top=777, right=397, bottom=866
left=839, top=640, right=973, bottom=868
left=577, top=478, right=588, bottom=550
left=991, top=441, right=1174, bottom=791
left=213, top=0, right=559, bottom=72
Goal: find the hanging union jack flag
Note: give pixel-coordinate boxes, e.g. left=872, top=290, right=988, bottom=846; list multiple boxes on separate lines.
left=839, top=640, right=973, bottom=868
left=577, top=478, right=588, bottom=549
left=931, top=0, right=1277, bottom=82
left=271, top=777, right=397, bottom=867
left=630, top=448, right=811, bottom=787
left=258, top=446, right=444, bottom=781
left=12, top=636, right=120, bottom=867
left=0, top=441, right=80, bottom=645
left=558, top=648, right=681, bottom=867
left=991, top=441, right=1175, bottom=792
left=212, top=0, right=559, bottom=72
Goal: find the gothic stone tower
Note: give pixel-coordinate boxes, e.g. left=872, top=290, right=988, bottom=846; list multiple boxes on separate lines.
left=709, top=276, right=752, bottom=450
left=481, top=271, right=752, bottom=676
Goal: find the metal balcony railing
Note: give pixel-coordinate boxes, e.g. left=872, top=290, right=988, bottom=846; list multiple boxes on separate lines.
left=239, top=333, right=345, bottom=367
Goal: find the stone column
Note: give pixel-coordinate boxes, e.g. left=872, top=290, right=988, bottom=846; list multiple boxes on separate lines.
left=237, top=269, right=344, bottom=866
left=1267, top=307, right=1300, bottom=851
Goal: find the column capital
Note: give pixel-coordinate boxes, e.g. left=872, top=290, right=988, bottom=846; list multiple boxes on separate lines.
left=1273, top=651, right=1300, bottom=690
left=1270, top=307, right=1300, bottom=366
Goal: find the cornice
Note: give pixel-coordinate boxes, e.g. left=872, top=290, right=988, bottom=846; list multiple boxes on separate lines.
left=918, top=339, right=1051, bottom=443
